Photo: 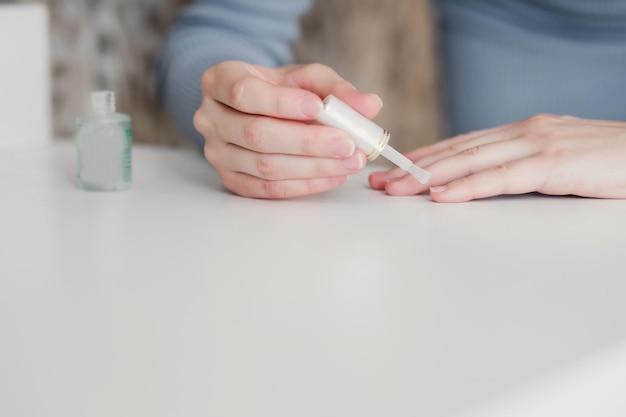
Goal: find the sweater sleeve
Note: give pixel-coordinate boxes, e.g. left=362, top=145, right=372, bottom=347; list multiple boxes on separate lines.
left=155, top=0, right=314, bottom=147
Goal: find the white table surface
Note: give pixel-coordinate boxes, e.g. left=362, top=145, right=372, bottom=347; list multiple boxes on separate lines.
left=1, top=140, right=626, bottom=417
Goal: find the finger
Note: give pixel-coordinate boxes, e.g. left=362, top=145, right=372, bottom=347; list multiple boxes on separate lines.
left=523, top=113, right=626, bottom=129
left=221, top=144, right=366, bottom=180
left=415, top=123, right=521, bottom=168
left=376, top=115, right=619, bottom=193
left=284, top=64, right=383, bottom=119
left=407, top=124, right=513, bottom=162
left=205, top=102, right=357, bottom=158
left=369, top=167, right=408, bottom=190
left=203, top=62, right=325, bottom=120
left=429, top=157, right=546, bottom=202
left=422, top=135, right=537, bottom=184
left=220, top=170, right=349, bottom=199
left=369, top=124, right=514, bottom=188
left=369, top=160, right=434, bottom=189
left=383, top=136, right=537, bottom=196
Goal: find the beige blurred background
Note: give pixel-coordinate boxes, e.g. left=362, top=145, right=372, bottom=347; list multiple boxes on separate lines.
left=19, top=0, right=443, bottom=152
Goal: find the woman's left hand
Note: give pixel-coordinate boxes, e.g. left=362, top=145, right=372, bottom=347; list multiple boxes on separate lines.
left=369, top=114, right=626, bottom=202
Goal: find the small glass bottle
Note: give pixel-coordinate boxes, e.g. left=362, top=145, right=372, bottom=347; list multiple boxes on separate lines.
left=76, top=91, right=132, bottom=191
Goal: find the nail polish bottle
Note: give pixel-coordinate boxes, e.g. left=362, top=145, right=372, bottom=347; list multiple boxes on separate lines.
left=317, top=95, right=431, bottom=184
left=76, top=91, right=132, bottom=191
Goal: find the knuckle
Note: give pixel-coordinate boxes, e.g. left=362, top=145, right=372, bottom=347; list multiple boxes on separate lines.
left=300, top=131, right=317, bottom=156
left=200, top=66, right=217, bottom=92
left=203, top=144, right=218, bottom=165
left=528, top=113, right=550, bottom=122
left=303, top=63, right=347, bottom=86
left=242, top=118, right=265, bottom=150
left=446, top=142, right=462, bottom=154
left=229, top=77, right=249, bottom=109
left=461, top=145, right=480, bottom=156
left=491, top=164, right=510, bottom=195
left=193, top=109, right=210, bottom=134
left=459, top=175, right=476, bottom=190
left=263, top=180, right=288, bottom=199
left=256, top=154, right=277, bottom=179
left=314, top=158, right=332, bottom=176
left=307, top=62, right=333, bottom=76
left=524, top=113, right=556, bottom=129
left=492, top=164, right=510, bottom=177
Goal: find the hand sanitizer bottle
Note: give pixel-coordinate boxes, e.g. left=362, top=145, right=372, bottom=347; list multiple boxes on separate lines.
left=76, top=91, right=132, bottom=191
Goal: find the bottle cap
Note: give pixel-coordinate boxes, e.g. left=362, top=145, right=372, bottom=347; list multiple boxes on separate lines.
left=91, top=91, right=116, bottom=117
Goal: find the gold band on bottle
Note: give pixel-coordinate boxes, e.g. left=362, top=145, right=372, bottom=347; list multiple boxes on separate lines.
left=366, top=130, right=390, bottom=161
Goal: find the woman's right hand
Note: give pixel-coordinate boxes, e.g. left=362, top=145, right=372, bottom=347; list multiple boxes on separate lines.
left=193, top=61, right=383, bottom=198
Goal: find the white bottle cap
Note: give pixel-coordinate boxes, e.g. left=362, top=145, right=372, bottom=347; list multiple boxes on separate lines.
left=91, top=91, right=116, bottom=117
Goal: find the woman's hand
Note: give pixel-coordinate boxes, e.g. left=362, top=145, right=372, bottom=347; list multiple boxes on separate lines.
left=369, top=114, right=626, bottom=202
left=194, top=61, right=382, bottom=198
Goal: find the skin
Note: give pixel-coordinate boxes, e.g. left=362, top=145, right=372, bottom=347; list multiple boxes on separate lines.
left=369, top=115, right=626, bottom=202
left=194, top=61, right=381, bottom=198
left=196, top=61, right=626, bottom=201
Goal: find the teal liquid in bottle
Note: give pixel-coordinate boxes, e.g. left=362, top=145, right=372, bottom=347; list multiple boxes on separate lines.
left=76, top=91, right=132, bottom=191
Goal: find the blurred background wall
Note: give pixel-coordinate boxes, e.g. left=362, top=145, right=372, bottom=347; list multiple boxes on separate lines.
left=15, top=0, right=190, bottom=146
left=295, top=0, right=443, bottom=152
left=10, top=0, right=442, bottom=152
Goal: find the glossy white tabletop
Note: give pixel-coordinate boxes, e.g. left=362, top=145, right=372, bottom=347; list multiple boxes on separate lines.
left=1, top=140, right=626, bottom=417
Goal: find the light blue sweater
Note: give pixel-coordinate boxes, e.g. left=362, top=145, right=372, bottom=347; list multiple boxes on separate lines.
left=156, top=0, right=626, bottom=147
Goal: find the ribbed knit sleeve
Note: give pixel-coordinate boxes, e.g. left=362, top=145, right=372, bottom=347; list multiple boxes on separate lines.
left=155, top=0, right=314, bottom=147
left=436, top=0, right=626, bottom=135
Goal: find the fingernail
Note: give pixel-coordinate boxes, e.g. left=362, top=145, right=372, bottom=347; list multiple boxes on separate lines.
left=330, top=137, right=355, bottom=157
left=301, top=98, right=323, bottom=118
left=430, top=186, right=447, bottom=193
left=370, top=94, right=383, bottom=109
left=341, top=153, right=365, bottom=171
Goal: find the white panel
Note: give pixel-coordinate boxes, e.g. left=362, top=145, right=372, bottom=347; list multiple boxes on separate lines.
left=0, top=3, right=51, bottom=149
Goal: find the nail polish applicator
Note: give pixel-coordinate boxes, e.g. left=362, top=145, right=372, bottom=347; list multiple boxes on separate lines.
left=316, top=95, right=431, bottom=184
